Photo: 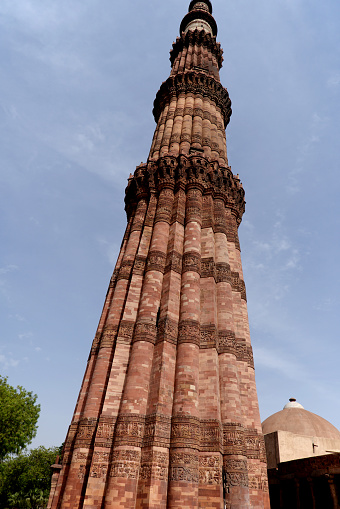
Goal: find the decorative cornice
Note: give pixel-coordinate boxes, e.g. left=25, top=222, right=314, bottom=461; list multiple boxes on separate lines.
left=125, top=154, right=245, bottom=224
left=153, top=71, right=231, bottom=127
left=170, top=30, right=223, bottom=69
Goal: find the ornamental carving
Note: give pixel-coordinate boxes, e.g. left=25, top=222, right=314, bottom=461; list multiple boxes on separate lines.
left=157, top=316, right=178, bottom=344
left=100, top=326, right=118, bottom=349
left=139, top=450, right=169, bottom=481
left=222, top=423, right=245, bottom=456
left=133, top=320, right=157, bottom=345
left=185, top=206, right=202, bottom=224
left=146, top=250, right=166, bottom=274
left=174, top=107, right=184, bottom=117
left=169, top=451, right=199, bottom=483
left=156, top=173, right=176, bottom=195
left=143, top=414, right=172, bottom=448
left=245, top=430, right=266, bottom=462
left=90, top=462, right=108, bottom=479
left=89, top=451, right=110, bottom=479
left=234, top=340, right=255, bottom=369
left=117, top=320, right=135, bottom=345
left=230, top=271, right=247, bottom=300
left=218, top=330, right=237, bottom=355
left=134, top=255, right=146, bottom=275
left=199, top=454, right=222, bottom=485
left=165, top=250, right=182, bottom=275
left=155, top=204, right=173, bottom=224
left=247, top=462, right=269, bottom=492
left=117, top=260, right=133, bottom=281
left=193, top=107, right=204, bottom=118
left=95, top=416, right=115, bottom=448
left=223, top=457, right=249, bottom=488
left=110, top=449, right=141, bottom=479
left=216, top=262, right=231, bottom=283
left=200, top=324, right=217, bottom=349
left=125, top=155, right=245, bottom=224
left=171, top=416, right=201, bottom=448
left=200, top=419, right=222, bottom=451
left=201, top=257, right=215, bottom=279
left=75, top=418, right=97, bottom=448
left=183, top=107, right=194, bottom=117
left=115, top=415, right=145, bottom=447
left=182, top=251, right=201, bottom=274
left=178, top=320, right=200, bottom=346
left=74, top=451, right=88, bottom=462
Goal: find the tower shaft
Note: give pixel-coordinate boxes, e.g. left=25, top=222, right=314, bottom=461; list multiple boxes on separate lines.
left=49, top=2, right=270, bottom=508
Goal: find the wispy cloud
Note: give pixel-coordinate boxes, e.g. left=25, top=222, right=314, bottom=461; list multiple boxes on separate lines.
left=9, top=314, right=26, bottom=322
left=254, top=345, right=307, bottom=382
left=287, top=113, right=329, bottom=194
left=18, top=332, right=33, bottom=340
left=0, top=264, right=18, bottom=275
left=327, top=72, right=340, bottom=88
left=96, top=236, right=120, bottom=266
left=0, top=354, right=20, bottom=369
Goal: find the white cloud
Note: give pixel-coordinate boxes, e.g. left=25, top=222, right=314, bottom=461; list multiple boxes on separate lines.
left=0, top=354, right=20, bottom=369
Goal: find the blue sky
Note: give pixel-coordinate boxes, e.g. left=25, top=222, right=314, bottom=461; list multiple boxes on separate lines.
left=1, top=0, right=339, bottom=450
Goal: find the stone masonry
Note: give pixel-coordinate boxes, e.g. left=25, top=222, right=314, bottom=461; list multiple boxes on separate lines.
left=48, top=2, right=270, bottom=508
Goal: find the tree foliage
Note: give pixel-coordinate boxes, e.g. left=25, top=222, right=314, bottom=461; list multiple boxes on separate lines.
left=0, top=376, right=40, bottom=460
left=0, top=446, right=59, bottom=509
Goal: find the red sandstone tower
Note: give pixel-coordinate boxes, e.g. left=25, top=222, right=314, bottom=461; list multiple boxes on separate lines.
left=48, top=2, right=270, bottom=508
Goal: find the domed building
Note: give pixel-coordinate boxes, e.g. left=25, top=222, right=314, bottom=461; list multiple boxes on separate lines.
left=262, top=399, right=340, bottom=509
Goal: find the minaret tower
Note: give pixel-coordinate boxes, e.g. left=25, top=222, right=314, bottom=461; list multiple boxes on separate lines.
left=49, top=2, right=270, bottom=508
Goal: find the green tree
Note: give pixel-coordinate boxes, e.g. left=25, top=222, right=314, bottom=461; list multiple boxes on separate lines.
left=0, top=446, right=59, bottom=509
left=0, top=376, right=40, bottom=460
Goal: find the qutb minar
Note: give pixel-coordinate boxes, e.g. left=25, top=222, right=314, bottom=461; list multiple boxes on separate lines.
left=48, top=2, right=270, bottom=508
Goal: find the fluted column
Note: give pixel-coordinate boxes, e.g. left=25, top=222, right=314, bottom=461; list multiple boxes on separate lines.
left=198, top=192, right=223, bottom=507
left=213, top=196, right=250, bottom=508
left=179, top=94, right=194, bottom=155
left=103, top=186, right=174, bottom=509
left=168, top=185, right=203, bottom=509
left=136, top=184, right=186, bottom=509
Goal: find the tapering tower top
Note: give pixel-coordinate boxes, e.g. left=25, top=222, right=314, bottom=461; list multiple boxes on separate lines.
left=189, top=0, right=213, bottom=13
left=181, top=0, right=217, bottom=36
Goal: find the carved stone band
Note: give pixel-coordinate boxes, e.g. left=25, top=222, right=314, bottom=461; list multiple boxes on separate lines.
left=182, top=251, right=201, bottom=274
left=145, top=250, right=166, bottom=274
left=165, top=250, right=182, bottom=275
left=178, top=319, right=200, bottom=346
